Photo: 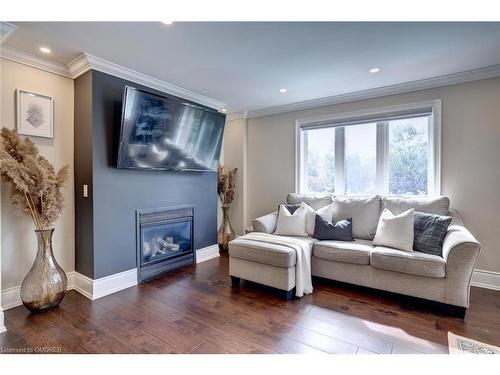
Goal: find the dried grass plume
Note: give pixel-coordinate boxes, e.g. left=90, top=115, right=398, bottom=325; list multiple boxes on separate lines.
left=217, top=165, right=237, bottom=207
left=0, top=128, right=69, bottom=230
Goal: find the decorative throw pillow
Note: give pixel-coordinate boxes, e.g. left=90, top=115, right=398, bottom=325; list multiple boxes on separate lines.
left=274, top=204, right=308, bottom=237
left=301, top=202, right=334, bottom=236
left=313, top=215, right=353, bottom=241
left=373, top=208, right=415, bottom=251
left=281, top=202, right=333, bottom=236
left=413, top=212, right=452, bottom=257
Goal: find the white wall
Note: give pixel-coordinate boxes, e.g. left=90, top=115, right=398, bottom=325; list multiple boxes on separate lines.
left=223, top=77, right=500, bottom=274
left=0, top=59, right=75, bottom=297
left=222, top=118, right=247, bottom=234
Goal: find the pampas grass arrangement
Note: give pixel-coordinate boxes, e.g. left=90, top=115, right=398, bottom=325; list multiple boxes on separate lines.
left=217, top=165, right=237, bottom=207
left=0, top=128, right=69, bottom=230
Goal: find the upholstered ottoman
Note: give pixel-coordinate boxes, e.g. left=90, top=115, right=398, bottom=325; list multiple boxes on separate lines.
left=228, top=235, right=316, bottom=300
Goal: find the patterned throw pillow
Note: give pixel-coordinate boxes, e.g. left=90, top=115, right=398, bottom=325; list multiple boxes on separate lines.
left=413, top=212, right=452, bottom=257
left=313, top=215, right=353, bottom=241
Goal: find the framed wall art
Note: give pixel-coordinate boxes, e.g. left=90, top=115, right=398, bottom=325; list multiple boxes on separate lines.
left=16, top=89, right=54, bottom=138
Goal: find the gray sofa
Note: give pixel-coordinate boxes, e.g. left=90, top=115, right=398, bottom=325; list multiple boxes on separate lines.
left=228, top=194, right=481, bottom=313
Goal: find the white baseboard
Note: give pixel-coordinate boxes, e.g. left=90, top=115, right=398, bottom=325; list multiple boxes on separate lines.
left=92, top=269, right=138, bottom=300
left=1, top=268, right=138, bottom=309
left=471, top=269, right=500, bottom=291
left=0, top=309, right=5, bottom=333
left=73, top=268, right=138, bottom=300
left=72, top=271, right=94, bottom=300
left=196, top=244, right=220, bottom=263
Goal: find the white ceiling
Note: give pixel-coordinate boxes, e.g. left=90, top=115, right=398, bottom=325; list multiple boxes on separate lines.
left=4, top=22, right=500, bottom=114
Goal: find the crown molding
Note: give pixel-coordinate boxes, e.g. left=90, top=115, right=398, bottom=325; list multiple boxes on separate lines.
left=0, top=22, right=17, bottom=44
left=1, top=47, right=226, bottom=110
left=0, top=46, right=72, bottom=78
left=67, top=53, right=226, bottom=110
left=241, top=64, right=500, bottom=119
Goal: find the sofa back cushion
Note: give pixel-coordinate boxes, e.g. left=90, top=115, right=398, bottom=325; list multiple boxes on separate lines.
left=287, top=193, right=333, bottom=210
left=381, top=196, right=450, bottom=216
left=332, top=195, right=381, bottom=240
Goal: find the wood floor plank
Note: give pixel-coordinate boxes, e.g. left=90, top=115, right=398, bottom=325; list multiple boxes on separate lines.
left=1, top=255, right=500, bottom=354
left=277, top=338, right=327, bottom=354
left=296, top=315, right=393, bottom=354
left=285, top=326, right=358, bottom=354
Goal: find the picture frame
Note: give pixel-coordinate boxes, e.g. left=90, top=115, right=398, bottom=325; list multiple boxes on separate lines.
left=16, top=89, right=54, bottom=138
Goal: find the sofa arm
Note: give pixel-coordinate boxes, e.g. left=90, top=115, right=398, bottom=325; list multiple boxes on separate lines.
left=251, top=211, right=278, bottom=234
left=442, top=213, right=481, bottom=307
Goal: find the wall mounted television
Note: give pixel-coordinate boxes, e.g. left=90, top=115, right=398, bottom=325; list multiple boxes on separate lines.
left=117, top=86, right=226, bottom=172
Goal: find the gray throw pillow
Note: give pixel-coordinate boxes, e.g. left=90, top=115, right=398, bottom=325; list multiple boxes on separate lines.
left=413, top=212, right=452, bottom=257
left=313, top=215, right=353, bottom=241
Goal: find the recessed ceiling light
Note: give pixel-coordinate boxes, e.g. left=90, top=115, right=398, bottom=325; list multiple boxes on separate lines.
left=161, top=21, right=173, bottom=25
left=369, top=67, right=380, bottom=74
left=39, top=47, right=51, bottom=54
left=221, top=109, right=227, bottom=112
left=279, top=88, right=287, bottom=93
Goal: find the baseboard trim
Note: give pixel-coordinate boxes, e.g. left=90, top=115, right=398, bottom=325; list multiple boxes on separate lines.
left=196, top=244, right=220, bottom=263
left=72, top=271, right=94, bottom=300
left=471, top=269, right=500, bottom=291
left=92, top=269, right=138, bottom=300
left=73, top=268, right=138, bottom=301
left=1, top=268, right=138, bottom=309
left=0, top=309, right=5, bottom=333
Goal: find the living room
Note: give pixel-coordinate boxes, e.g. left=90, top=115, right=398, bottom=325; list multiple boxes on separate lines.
left=1, top=1, right=500, bottom=372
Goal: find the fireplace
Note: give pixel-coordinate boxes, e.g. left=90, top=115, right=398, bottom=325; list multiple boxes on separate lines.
left=136, top=206, right=194, bottom=282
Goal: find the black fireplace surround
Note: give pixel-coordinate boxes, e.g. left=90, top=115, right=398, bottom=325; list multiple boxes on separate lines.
left=136, top=206, right=195, bottom=282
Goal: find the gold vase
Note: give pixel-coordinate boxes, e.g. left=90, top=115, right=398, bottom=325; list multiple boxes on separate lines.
left=218, top=205, right=236, bottom=254
left=20, top=229, right=67, bottom=313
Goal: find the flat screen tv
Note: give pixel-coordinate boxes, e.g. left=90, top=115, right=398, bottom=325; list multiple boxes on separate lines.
left=117, top=86, right=226, bottom=172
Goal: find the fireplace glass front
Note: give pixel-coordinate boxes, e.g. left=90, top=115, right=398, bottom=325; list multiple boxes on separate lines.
left=137, top=206, right=194, bottom=282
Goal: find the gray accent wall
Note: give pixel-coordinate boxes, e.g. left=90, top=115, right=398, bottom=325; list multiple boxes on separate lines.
left=75, top=70, right=218, bottom=279
left=74, top=71, right=94, bottom=278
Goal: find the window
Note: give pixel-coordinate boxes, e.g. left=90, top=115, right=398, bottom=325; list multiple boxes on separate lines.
left=297, top=101, right=440, bottom=196
left=345, top=123, right=377, bottom=195
left=388, top=117, right=429, bottom=195
left=301, top=127, right=335, bottom=193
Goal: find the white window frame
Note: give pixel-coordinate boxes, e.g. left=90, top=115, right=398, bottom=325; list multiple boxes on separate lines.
left=295, top=100, right=442, bottom=196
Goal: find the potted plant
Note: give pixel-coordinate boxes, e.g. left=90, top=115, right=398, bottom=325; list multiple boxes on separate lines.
left=217, top=166, right=237, bottom=253
left=0, top=128, right=69, bottom=313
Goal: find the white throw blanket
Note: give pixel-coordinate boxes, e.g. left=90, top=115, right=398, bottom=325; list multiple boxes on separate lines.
left=237, top=232, right=314, bottom=297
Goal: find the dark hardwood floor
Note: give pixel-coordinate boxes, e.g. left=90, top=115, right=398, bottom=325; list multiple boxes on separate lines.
left=1, top=255, right=500, bottom=354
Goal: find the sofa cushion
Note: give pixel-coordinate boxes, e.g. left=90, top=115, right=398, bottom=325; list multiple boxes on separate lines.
left=381, top=196, right=450, bottom=216
left=287, top=193, right=333, bottom=210
left=313, top=216, right=353, bottom=241
left=373, top=208, right=415, bottom=252
left=413, top=212, right=452, bottom=257
left=302, top=203, right=334, bottom=236
left=313, top=239, right=373, bottom=265
left=229, top=236, right=317, bottom=268
left=332, top=195, right=381, bottom=240
left=371, top=246, right=445, bottom=278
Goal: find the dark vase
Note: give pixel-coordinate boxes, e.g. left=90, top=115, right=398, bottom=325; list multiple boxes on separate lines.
left=217, top=205, right=236, bottom=254
left=20, top=229, right=67, bottom=313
